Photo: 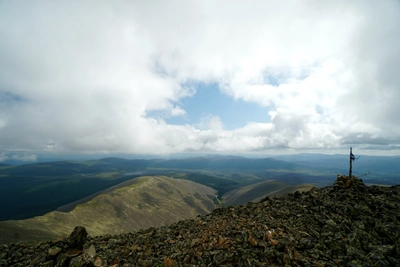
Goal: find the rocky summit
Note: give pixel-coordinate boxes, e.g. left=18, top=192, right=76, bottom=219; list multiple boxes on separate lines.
left=1, top=175, right=399, bottom=267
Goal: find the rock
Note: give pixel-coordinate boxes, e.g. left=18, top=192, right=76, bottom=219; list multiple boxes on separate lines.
left=29, top=252, right=47, bottom=266
left=247, top=235, right=257, bottom=246
left=55, top=253, right=68, bottom=267
left=69, top=254, right=91, bottom=267
left=265, top=230, right=273, bottom=240
left=344, top=179, right=352, bottom=188
left=164, top=257, right=177, bottom=266
left=270, top=239, right=279, bottom=246
left=65, top=249, right=82, bottom=258
left=83, top=244, right=96, bottom=259
left=93, top=256, right=102, bottom=267
left=48, top=246, right=62, bottom=257
left=43, top=260, right=54, bottom=267
left=67, top=226, right=88, bottom=249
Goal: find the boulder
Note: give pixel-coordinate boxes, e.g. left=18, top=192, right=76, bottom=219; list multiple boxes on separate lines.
left=67, top=226, right=88, bottom=249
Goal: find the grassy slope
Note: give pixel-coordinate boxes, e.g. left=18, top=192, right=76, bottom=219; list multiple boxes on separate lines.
left=0, top=176, right=217, bottom=245
left=222, top=180, right=314, bottom=206
left=166, top=172, right=241, bottom=196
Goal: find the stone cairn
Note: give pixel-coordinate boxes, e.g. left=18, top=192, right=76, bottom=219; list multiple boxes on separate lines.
left=333, top=174, right=367, bottom=192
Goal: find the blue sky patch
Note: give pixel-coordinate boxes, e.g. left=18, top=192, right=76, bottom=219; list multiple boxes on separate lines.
left=166, top=82, right=271, bottom=129
left=0, top=92, right=25, bottom=105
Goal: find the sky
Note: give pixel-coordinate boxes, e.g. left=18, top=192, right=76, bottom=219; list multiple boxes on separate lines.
left=1, top=0, right=400, bottom=162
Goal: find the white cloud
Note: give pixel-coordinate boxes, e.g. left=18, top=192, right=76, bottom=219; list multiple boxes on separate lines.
left=196, top=115, right=224, bottom=131
left=0, top=152, right=37, bottom=162
left=12, top=153, right=37, bottom=162
left=0, top=0, right=399, bottom=156
left=170, top=106, right=186, bottom=117
left=0, top=153, right=8, bottom=162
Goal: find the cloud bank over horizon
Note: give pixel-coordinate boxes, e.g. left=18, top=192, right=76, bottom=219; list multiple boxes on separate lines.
left=1, top=0, right=400, bottom=159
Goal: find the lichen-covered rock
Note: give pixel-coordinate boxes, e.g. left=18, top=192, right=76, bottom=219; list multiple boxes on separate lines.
left=67, top=226, right=88, bottom=249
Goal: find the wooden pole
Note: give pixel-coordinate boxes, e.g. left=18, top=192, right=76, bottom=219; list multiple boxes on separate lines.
left=349, top=147, right=353, bottom=177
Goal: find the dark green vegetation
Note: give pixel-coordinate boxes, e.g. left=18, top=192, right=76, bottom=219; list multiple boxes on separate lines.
left=0, top=175, right=127, bottom=220
left=0, top=161, right=147, bottom=220
left=1, top=154, right=398, bottom=221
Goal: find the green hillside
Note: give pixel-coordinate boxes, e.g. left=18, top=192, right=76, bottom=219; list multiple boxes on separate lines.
left=0, top=176, right=217, bottom=245
left=223, top=180, right=313, bottom=206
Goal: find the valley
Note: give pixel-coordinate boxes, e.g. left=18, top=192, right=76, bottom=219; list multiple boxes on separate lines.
left=0, top=154, right=399, bottom=245
left=0, top=156, right=327, bottom=221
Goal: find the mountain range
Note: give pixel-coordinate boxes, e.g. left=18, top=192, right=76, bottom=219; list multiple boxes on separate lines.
left=0, top=154, right=399, bottom=247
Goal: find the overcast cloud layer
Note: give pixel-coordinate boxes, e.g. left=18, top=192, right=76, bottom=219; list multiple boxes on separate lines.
left=1, top=0, right=400, bottom=159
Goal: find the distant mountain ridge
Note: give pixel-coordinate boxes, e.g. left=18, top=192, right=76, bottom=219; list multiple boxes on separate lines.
left=152, top=156, right=297, bottom=171
left=0, top=156, right=296, bottom=175
left=275, top=153, right=400, bottom=175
